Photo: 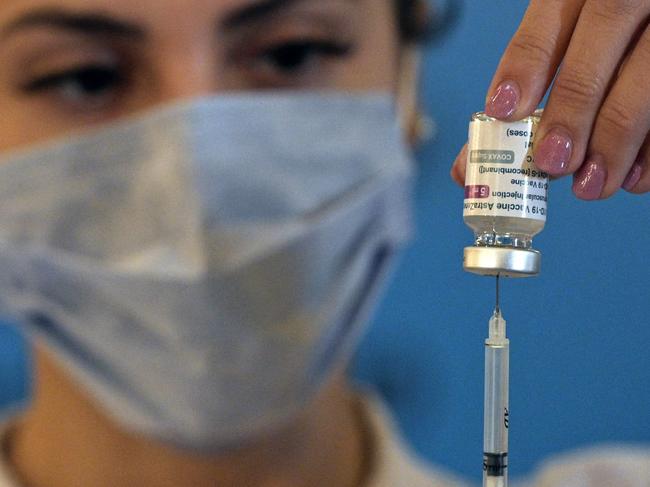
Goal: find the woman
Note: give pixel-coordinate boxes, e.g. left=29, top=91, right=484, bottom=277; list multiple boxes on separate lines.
left=0, top=1, right=648, bottom=486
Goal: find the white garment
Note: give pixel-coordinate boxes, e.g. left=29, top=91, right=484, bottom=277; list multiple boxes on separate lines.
left=0, top=453, right=16, bottom=487
left=362, top=395, right=650, bottom=487
left=515, top=447, right=650, bottom=487
left=0, top=397, right=648, bottom=486
left=362, top=395, right=471, bottom=487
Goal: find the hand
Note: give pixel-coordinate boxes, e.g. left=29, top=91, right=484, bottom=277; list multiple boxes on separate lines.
left=451, top=0, right=650, bottom=199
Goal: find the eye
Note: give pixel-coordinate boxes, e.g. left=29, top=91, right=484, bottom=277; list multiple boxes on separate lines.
left=21, top=64, right=126, bottom=108
left=243, top=39, right=355, bottom=88
left=261, top=40, right=352, bottom=72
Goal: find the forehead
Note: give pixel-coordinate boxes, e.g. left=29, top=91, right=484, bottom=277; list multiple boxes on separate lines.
left=0, top=0, right=356, bottom=23
left=0, top=0, right=244, bottom=22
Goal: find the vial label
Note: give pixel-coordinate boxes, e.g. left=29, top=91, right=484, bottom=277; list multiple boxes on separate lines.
left=463, top=117, right=548, bottom=221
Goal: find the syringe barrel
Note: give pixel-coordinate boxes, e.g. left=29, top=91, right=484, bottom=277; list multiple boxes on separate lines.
left=483, top=341, right=509, bottom=481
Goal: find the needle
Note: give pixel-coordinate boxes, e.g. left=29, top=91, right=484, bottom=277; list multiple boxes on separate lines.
left=495, top=274, right=500, bottom=315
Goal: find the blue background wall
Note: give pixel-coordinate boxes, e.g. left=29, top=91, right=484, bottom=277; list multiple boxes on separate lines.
left=0, top=1, right=647, bottom=485
left=353, top=0, right=650, bottom=482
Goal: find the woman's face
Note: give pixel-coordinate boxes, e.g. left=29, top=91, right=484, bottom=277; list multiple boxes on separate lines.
left=0, top=0, right=401, bottom=150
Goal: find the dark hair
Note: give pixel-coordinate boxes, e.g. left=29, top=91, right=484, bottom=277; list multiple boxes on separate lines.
left=397, top=0, right=460, bottom=44
left=396, top=0, right=432, bottom=43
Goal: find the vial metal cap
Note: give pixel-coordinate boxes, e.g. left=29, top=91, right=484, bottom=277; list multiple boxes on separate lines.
left=463, top=246, right=541, bottom=277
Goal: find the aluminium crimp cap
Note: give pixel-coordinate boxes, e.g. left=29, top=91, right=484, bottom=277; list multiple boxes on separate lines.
left=463, top=246, right=541, bottom=277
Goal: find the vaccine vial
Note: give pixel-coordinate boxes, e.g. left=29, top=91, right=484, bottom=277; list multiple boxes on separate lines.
left=463, top=110, right=547, bottom=277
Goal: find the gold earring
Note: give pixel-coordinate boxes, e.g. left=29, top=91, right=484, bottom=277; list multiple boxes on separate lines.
left=408, top=111, right=436, bottom=147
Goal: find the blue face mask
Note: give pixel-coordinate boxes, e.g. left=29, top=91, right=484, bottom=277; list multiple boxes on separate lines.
left=0, top=93, right=414, bottom=450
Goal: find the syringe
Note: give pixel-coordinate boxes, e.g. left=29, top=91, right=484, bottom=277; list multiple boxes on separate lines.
left=483, top=276, right=509, bottom=487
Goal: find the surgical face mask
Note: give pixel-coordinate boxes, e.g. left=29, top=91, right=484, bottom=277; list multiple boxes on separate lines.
left=0, top=93, right=414, bottom=450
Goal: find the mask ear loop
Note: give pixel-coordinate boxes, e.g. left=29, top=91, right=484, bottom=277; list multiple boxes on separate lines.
left=396, top=47, right=436, bottom=147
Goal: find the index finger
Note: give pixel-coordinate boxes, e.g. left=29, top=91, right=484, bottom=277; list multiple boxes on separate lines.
left=484, top=0, right=585, bottom=120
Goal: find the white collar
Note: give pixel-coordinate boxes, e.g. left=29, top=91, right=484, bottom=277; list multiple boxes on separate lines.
left=360, top=392, right=469, bottom=487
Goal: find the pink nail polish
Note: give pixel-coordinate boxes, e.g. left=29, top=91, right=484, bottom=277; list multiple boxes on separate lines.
left=572, top=159, right=607, bottom=200
left=535, top=129, right=573, bottom=175
left=622, top=163, right=643, bottom=192
left=485, top=81, right=519, bottom=119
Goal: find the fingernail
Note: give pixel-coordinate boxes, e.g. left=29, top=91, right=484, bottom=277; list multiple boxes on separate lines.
left=535, top=129, right=573, bottom=175
left=622, top=163, right=643, bottom=192
left=572, top=158, right=607, bottom=200
left=485, top=81, right=519, bottom=119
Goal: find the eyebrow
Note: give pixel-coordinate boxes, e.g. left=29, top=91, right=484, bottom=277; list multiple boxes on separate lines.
left=1, top=0, right=339, bottom=41
left=1, top=9, right=146, bottom=40
left=222, top=0, right=309, bottom=29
